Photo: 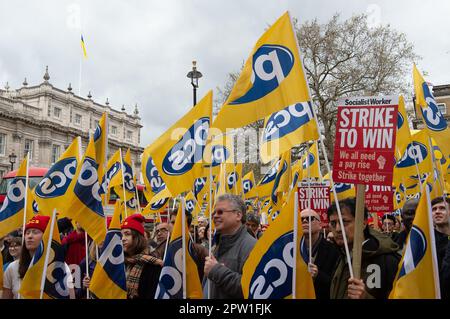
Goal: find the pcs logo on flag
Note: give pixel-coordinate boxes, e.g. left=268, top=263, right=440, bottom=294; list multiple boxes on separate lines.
left=243, top=180, right=253, bottom=193
left=151, top=198, right=169, bottom=210
left=421, top=83, right=447, bottom=132
left=162, top=117, right=209, bottom=175
left=249, top=232, right=294, bottom=299
left=396, top=142, right=428, bottom=168
left=35, top=158, right=77, bottom=198
left=146, top=157, right=165, bottom=192
left=260, top=159, right=282, bottom=185
left=398, top=225, right=427, bottom=279
left=210, top=145, right=231, bottom=167
left=230, top=45, right=294, bottom=105
left=263, top=102, right=314, bottom=142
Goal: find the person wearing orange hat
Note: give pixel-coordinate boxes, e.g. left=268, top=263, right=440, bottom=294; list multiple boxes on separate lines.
left=2, top=215, right=50, bottom=299
left=121, top=214, right=163, bottom=299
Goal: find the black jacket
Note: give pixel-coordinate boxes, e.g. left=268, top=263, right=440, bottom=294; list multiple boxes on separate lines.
left=313, top=237, right=340, bottom=299
left=136, top=262, right=162, bottom=299
left=330, top=228, right=401, bottom=299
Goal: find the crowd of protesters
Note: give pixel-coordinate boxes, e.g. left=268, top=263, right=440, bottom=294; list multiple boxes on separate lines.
left=1, top=194, right=449, bottom=299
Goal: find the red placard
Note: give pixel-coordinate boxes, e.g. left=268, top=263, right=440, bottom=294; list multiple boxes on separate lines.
left=298, top=182, right=330, bottom=227
left=362, top=184, right=394, bottom=214
left=332, top=96, right=398, bottom=186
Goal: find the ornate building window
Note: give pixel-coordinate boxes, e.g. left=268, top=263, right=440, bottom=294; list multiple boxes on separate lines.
left=111, top=125, right=118, bottom=136
left=126, top=130, right=133, bottom=141
left=0, top=133, right=6, bottom=155
left=54, top=107, right=62, bottom=118
left=51, top=144, right=60, bottom=164
left=24, top=139, right=34, bottom=160
left=75, top=114, right=82, bottom=126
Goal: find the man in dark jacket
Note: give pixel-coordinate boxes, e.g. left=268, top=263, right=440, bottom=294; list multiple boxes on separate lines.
left=327, top=198, right=401, bottom=299
left=204, top=194, right=256, bottom=298
left=300, top=208, right=340, bottom=299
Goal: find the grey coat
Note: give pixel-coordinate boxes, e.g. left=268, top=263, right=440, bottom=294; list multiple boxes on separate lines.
left=207, top=224, right=256, bottom=299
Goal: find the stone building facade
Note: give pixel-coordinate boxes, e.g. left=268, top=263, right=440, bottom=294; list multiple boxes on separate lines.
left=0, top=67, right=143, bottom=179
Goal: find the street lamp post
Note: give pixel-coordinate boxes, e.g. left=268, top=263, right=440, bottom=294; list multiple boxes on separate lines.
left=186, top=61, right=202, bottom=106
left=9, top=152, right=17, bottom=171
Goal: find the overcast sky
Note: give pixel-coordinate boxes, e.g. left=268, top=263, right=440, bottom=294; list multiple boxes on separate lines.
left=1, top=0, right=449, bottom=147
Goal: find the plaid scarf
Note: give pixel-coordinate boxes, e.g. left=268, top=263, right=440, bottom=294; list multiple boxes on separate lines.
left=125, top=250, right=158, bottom=299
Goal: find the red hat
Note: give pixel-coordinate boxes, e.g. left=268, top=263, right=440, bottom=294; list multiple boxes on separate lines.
left=25, top=215, right=51, bottom=233
left=121, top=214, right=145, bottom=236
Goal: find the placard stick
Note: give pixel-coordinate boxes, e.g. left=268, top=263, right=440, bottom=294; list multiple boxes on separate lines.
left=353, top=184, right=366, bottom=279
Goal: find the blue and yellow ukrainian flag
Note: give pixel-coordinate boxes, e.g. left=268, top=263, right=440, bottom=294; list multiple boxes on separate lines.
left=213, top=12, right=313, bottom=133
left=65, top=137, right=106, bottom=245
left=146, top=91, right=212, bottom=196
left=0, top=156, right=33, bottom=237
left=34, top=137, right=80, bottom=217
left=81, top=34, right=87, bottom=59
left=242, top=191, right=315, bottom=299
left=155, top=205, right=203, bottom=299
left=90, top=200, right=127, bottom=299
left=389, top=178, right=441, bottom=299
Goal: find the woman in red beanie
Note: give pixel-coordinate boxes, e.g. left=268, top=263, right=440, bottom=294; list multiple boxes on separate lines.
left=121, top=214, right=163, bottom=299
left=2, top=215, right=50, bottom=299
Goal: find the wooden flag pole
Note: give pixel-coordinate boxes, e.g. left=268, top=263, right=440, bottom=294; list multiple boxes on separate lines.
left=352, top=184, right=366, bottom=279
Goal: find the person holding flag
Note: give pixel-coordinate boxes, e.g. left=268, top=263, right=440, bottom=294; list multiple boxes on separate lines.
left=121, top=214, right=162, bottom=298
left=88, top=200, right=127, bottom=299
left=18, top=212, right=74, bottom=299
left=204, top=194, right=256, bottom=298
left=327, top=198, right=401, bottom=299
left=155, top=204, right=203, bottom=299
left=2, top=215, right=50, bottom=299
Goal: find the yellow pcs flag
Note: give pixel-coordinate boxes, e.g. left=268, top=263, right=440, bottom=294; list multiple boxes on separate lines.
left=300, top=142, right=321, bottom=181
left=34, top=137, right=81, bottom=217
left=202, top=133, right=235, bottom=176
left=213, top=12, right=313, bottom=132
left=395, top=95, right=412, bottom=157
left=261, top=101, right=318, bottom=163
left=94, top=112, right=108, bottom=181
left=142, top=151, right=172, bottom=199
left=257, top=157, right=284, bottom=198
left=242, top=191, right=315, bottom=299
left=90, top=200, right=127, bottom=299
left=65, top=137, right=106, bottom=245
left=389, top=179, right=441, bottom=299
left=146, top=91, right=212, bottom=196
left=113, top=149, right=137, bottom=203
left=394, top=129, right=434, bottom=183
left=243, top=171, right=258, bottom=199
left=0, top=156, right=33, bottom=237
left=155, top=204, right=203, bottom=299
left=413, top=64, right=450, bottom=157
